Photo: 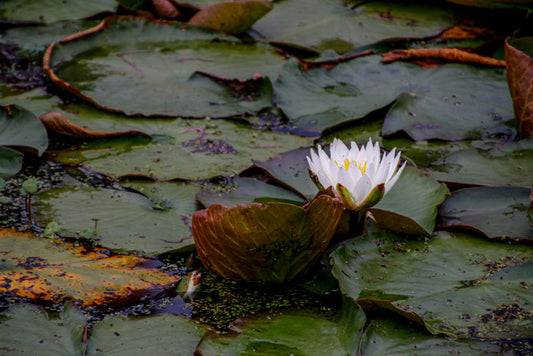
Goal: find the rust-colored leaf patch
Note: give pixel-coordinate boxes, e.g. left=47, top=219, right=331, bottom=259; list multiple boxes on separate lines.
left=40, top=112, right=151, bottom=140
left=505, top=37, right=533, bottom=138
left=0, top=229, right=179, bottom=306
left=188, top=0, right=273, bottom=34
left=382, top=48, right=505, bottom=67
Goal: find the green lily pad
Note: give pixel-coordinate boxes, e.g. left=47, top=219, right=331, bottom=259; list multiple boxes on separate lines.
left=331, top=231, right=533, bottom=338
left=438, top=186, right=533, bottom=241
left=446, top=0, right=533, bottom=9
left=0, top=229, right=179, bottom=305
left=274, top=56, right=413, bottom=136
left=0, top=0, right=116, bottom=24
left=370, top=166, right=450, bottom=235
left=49, top=119, right=311, bottom=181
left=274, top=55, right=514, bottom=138
left=0, top=105, right=48, bottom=156
left=196, top=302, right=365, bottom=355
left=44, top=16, right=287, bottom=118
left=0, top=303, right=86, bottom=355
left=87, top=314, right=206, bottom=355
left=33, top=179, right=202, bottom=256
left=0, top=20, right=99, bottom=58
left=253, top=147, right=319, bottom=200
left=0, top=146, right=23, bottom=178
left=382, top=63, right=515, bottom=141
left=196, top=177, right=306, bottom=208
left=193, top=190, right=344, bottom=283
left=252, top=0, right=455, bottom=54
left=360, top=316, right=508, bottom=355
left=427, top=138, right=533, bottom=187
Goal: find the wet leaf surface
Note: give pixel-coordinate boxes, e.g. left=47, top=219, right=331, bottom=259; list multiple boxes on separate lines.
left=44, top=16, right=287, bottom=118
left=0, top=229, right=179, bottom=305
left=331, top=231, right=533, bottom=338
left=33, top=179, right=201, bottom=256
left=438, top=186, right=533, bottom=241
left=0, top=303, right=86, bottom=355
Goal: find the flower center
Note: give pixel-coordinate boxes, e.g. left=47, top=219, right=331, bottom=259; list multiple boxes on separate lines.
left=335, top=159, right=367, bottom=175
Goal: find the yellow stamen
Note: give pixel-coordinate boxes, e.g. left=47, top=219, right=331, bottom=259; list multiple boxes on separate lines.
left=335, top=159, right=367, bottom=175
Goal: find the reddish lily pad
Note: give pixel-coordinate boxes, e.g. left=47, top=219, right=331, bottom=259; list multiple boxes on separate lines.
left=189, top=0, right=273, bottom=34
left=44, top=16, right=287, bottom=118
left=192, top=190, right=344, bottom=283
left=506, top=37, right=533, bottom=138
left=438, top=186, right=533, bottom=242
left=0, top=229, right=179, bottom=306
left=331, top=231, right=533, bottom=338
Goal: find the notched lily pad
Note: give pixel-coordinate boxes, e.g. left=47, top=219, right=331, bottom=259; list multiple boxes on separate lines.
left=192, top=189, right=344, bottom=283
left=427, top=138, right=533, bottom=187
left=370, top=166, right=450, bottom=235
left=44, top=16, right=287, bottom=118
left=33, top=180, right=201, bottom=256
left=438, top=186, right=533, bottom=242
left=0, top=105, right=48, bottom=156
left=331, top=231, right=533, bottom=338
left=0, top=229, right=179, bottom=306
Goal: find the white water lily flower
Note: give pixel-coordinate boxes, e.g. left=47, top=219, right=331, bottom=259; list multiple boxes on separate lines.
left=307, top=138, right=405, bottom=211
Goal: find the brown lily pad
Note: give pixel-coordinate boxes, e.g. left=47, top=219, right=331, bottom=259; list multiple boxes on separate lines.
left=40, top=112, right=151, bottom=140
left=192, top=189, right=344, bottom=283
left=0, top=229, right=179, bottom=306
left=505, top=37, right=533, bottom=138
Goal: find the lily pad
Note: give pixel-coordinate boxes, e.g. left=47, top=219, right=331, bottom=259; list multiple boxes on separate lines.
left=0, top=20, right=99, bottom=58
left=87, top=314, right=206, bottom=355
left=33, top=180, right=202, bottom=256
left=382, top=63, right=515, bottom=141
left=331, top=231, right=533, bottom=338
left=427, top=138, right=533, bottom=187
left=0, top=105, right=48, bottom=156
left=360, top=316, right=508, bottom=355
left=370, top=166, right=450, bottom=235
left=192, top=190, right=344, bottom=282
left=446, top=0, right=533, bottom=9
left=0, top=303, right=86, bottom=355
left=49, top=119, right=311, bottom=181
left=0, top=0, right=116, bottom=24
left=0, top=146, right=23, bottom=178
left=252, top=0, right=455, bottom=54
left=274, top=54, right=514, bottom=139
left=253, top=147, right=319, bottom=200
left=196, top=177, right=306, bottom=208
left=196, top=303, right=365, bottom=355
left=438, top=186, right=533, bottom=241
left=44, top=16, right=287, bottom=118
left=0, top=229, right=179, bottom=305
left=188, top=0, right=273, bottom=34
left=506, top=37, right=533, bottom=138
